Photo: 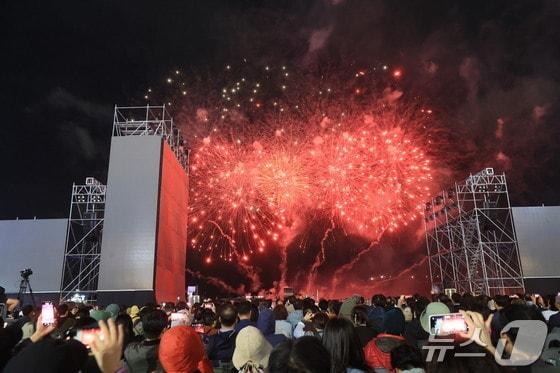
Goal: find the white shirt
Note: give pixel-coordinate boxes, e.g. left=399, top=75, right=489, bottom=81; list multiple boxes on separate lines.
left=542, top=309, right=558, bottom=321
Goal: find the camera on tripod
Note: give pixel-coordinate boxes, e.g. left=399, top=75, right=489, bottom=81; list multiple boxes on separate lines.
left=20, top=268, right=33, bottom=279
left=17, top=268, right=36, bottom=307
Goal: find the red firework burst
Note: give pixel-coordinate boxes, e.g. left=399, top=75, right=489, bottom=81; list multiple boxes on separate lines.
left=150, top=64, right=437, bottom=262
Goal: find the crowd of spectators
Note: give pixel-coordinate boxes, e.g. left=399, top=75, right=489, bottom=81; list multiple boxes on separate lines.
left=1, top=286, right=560, bottom=372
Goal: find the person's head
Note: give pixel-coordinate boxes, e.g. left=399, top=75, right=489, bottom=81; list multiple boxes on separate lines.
left=322, top=317, right=367, bottom=373
left=451, top=293, right=462, bottom=305
left=292, top=298, right=303, bottom=311
left=21, top=304, right=36, bottom=319
left=176, top=301, right=188, bottom=311
left=318, top=299, right=329, bottom=312
left=372, top=294, right=387, bottom=308
left=498, top=304, right=546, bottom=356
left=3, top=337, right=88, bottom=373
left=201, top=308, right=217, bottom=328
left=141, top=309, right=168, bottom=339
left=437, top=294, right=454, bottom=312
left=545, top=294, right=558, bottom=311
left=0, top=323, right=23, bottom=363
left=250, top=303, right=260, bottom=323
left=57, top=304, right=69, bottom=318
left=327, top=300, right=341, bottom=318
left=273, top=304, right=289, bottom=321
left=259, top=299, right=273, bottom=310
left=115, top=313, right=134, bottom=346
left=269, top=337, right=332, bottom=373
left=162, top=302, right=175, bottom=314
left=233, top=326, right=273, bottom=370
left=383, top=308, right=405, bottom=335
left=116, top=313, right=134, bottom=334
left=410, top=296, right=429, bottom=319
left=75, top=305, right=90, bottom=319
left=237, top=301, right=253, bottom=320
left=390, top=344, right=425, bottom=373
left=302, top=298, right=315, bottom=311
left=493, top=294, right=510, bottom=310
left=219, top=303, right=237, bottom=328
left=312, top=312, right=329, bottom=331
left=351, top=305, right=370, bottom=326
left=159, top=326, right=206, bottom=373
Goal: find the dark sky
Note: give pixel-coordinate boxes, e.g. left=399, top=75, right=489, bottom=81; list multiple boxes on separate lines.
left=2, top=0, right=559, bottom=221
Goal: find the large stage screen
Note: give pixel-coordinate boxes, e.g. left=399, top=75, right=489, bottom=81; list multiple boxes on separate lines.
left=513, top=206, right=560, bottom=278
left=97, top=135, right=188, bottom=304
left=0, top=219, right=67, bottom=293
left=97, top=136, right=162, bottom=293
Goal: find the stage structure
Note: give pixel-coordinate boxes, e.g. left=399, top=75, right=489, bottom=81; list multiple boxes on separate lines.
left=112, top=105, right=188, bottom=168
left=424, top=168, right=525, bottom=295
left=59, top=177, right=106, bottom=302
left=97, top=105, right=189, bottom=304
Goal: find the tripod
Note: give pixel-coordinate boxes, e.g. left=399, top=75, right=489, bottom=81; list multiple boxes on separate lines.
left=17, top=276, right=36, bottom=307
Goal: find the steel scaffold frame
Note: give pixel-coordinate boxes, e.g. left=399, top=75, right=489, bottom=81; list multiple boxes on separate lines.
left=113, top=105, right=188, bottom=170
left=424, top=168, right=525, bottom=296
left=59, top=106, right=188, bottom=302
left=59, top=177, right=106, bottom=302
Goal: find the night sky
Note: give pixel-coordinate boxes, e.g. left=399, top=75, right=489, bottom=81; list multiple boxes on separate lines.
left=2, top=1, right=560, bottom=294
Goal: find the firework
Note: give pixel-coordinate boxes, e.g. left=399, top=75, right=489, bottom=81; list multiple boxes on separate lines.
left=146, top=64, right=435, bottom=264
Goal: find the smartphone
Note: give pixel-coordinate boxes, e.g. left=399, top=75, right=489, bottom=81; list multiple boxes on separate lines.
left=429, top=313, right=468, bottom=335
left=170, top=312, right=189, bottom=328
left=75, top=328, right=103, bottom=348
left=192, top=323, right=205, bottom=334
left=42, top=302, right=55, bottom=325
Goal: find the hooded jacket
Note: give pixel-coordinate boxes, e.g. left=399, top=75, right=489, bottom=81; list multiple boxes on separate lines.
left=256, top=308, right=287, bottom=347
left=339, top=296, right=359, bottom=320
left=158, top=326, right=212, bottom=373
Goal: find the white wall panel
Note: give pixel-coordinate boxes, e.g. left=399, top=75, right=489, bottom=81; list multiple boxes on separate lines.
left=97, top=136, right=162, bottom=291
left=513, top=206, right=560, bottom=278
left=0, top=219, right=67, bottom=293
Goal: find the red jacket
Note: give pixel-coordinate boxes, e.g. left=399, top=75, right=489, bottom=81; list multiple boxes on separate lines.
left=363, top=333, right=406, bottom=370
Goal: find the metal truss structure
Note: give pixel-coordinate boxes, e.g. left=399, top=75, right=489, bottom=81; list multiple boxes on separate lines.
left=113, top=105, right=188, bottom=170
left=59, top=177, right=106, bottom=302
left=424, top=168, right=525, bottom=296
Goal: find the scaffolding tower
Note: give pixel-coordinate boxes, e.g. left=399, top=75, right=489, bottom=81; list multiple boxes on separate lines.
left=59, top=177, right=106, bottom=302
left=113, top=105, right=188, bottom=170
left=424, top=168, right=525, bottom=296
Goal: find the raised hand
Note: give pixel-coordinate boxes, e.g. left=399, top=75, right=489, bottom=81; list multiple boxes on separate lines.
left=90, top=318, right=124, bottom=373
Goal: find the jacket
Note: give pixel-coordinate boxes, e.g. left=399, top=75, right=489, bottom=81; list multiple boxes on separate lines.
left=205, top=329, right=236, bottom=364
left=124, top=339, right=161, bottom=373
left=256, top=308, right=287, bottom=347
left=363, top=333, right=405, bottom=370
